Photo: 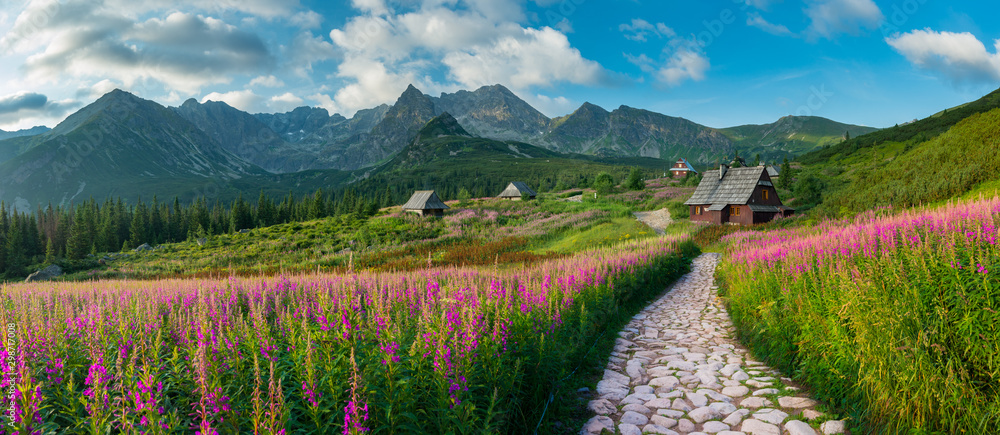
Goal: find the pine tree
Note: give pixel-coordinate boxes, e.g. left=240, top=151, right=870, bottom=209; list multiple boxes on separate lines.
left=779, top=157, right=793, bottom=190
left=6, top=214, right=25, bottom=274
left=626, top=167, right=645, bottom=191
left=66, top=209, right=91, bottom=260
left=44, top=238, right=55, bottom=263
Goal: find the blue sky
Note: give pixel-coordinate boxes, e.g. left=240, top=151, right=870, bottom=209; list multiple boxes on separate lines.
left=0, top=0, right=997, bottom=131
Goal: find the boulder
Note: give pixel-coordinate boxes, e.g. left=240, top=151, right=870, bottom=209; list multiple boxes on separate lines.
left=133, top=243, right=153, bottom=252
left=197, top=238, right=208, bottom=246
left=238, top=229, right=251, bottom=234
left=25, top=265, right=63, bottom=283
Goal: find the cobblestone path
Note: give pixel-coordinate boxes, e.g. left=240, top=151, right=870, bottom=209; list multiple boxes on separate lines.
left=581, top=253, right=847, bottom=435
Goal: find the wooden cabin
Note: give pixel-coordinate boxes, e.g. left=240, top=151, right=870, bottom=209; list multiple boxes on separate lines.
left=685, top=165, right=794, bottom=225
left=402, top=191, right=450, bottom=217
left=670, top=158, right=698, bottom=178
left=498, top=182, right=537, bottom=200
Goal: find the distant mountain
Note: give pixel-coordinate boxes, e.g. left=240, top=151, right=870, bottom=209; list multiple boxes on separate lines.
left=0, top=90, right=263, bottom=209
left=432, top=84, right=549, bottom=141
left=539, top=103, right=735, bottom=163
left=254, top=106, right=338, bottom=143
left=0, top=125, right=49, bottom=141
left=722, top=116, right=878, bottom=159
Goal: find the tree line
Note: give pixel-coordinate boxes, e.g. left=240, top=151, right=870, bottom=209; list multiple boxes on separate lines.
left=0, top=189, right=385, bottom=278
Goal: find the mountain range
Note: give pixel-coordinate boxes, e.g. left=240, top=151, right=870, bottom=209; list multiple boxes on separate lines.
left=0, top=83, right=877, bottom=208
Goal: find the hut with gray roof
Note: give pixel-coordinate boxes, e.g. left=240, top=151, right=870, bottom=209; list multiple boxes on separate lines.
left=684, top=164, right=793, bottom=225
left=402, top=190, right=450, bottom=217
left=498, top=182, right=537, bottom=200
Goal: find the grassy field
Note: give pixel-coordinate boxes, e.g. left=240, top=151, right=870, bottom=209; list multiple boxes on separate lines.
left=716, top=198, right=1000, bottom=434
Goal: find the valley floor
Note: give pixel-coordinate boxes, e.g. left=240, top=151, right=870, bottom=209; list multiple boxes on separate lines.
left=581, top=253, right=845, bottom=435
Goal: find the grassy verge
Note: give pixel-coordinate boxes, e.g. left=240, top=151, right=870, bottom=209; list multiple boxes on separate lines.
left=716, top=199, right=1000, bottom=434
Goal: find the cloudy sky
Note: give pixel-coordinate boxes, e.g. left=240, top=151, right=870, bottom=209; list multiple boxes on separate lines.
left=0, top=0, right=997, bottom=131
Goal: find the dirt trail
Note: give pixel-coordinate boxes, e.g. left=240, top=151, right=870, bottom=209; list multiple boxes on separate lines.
left=633, top=209, right=674, bottom=235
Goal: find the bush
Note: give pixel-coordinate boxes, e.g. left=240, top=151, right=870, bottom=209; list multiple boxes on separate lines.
left=593, top=172, right=615, bottom=195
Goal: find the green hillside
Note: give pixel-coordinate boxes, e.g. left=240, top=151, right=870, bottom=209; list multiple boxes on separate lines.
left=801, top=87, right=1000, bottom=165
left=345, top=114, right=669, bottom=203
left=797, top=108, right=1000, bottom=216
left=723, top=116, right=878, bottom=161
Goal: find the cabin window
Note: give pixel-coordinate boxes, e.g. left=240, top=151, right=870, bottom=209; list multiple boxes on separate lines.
left=763, top=189, right=769, bottom=201
left=732, top=206, right=740, bottom=216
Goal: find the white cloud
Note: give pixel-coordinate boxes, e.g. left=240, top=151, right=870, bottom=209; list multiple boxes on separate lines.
left=201, top=89, right=261, bottom=111
left=887, top=29, right=1000, bottom=83
left=805, top=0, right=884, bottom=40
left=326, top=4, right=609, bottom=117
left=290, top=11, right=323, bottom=29
left=0, top=91, right=77, bottom=128
left=747, top=12, right=793, bottom=36
left=249, top=75, right=285, bottom=88
left=268, top=92, right=304, bottom=112
left=17, top=9, right=273, bottom=94
left=525, top=93, right=575, bottom=117
left=619, top=19, right=675, bottom=42
left=657, top=48, right=710, bottom=86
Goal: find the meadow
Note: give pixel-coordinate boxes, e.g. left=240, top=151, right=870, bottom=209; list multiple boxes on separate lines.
left=717, top=198, right=1000, bottom=434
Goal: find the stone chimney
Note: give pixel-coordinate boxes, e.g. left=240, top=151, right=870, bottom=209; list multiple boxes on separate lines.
left=719, top=164, right=728, bottom=180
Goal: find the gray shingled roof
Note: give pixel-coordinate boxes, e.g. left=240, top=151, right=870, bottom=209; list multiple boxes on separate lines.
left=684, top=166, right=766, bottom=207
left=498, top=182, right=537, bottom=198
left=402, top=191, right=450, bottom=210
left=766, top=165, right=780, bottom=177
left=749, top=205, right=782, bottom=213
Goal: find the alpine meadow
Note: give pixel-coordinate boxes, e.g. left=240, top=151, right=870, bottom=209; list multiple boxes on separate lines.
left=0, top=1, right=998, bottom=435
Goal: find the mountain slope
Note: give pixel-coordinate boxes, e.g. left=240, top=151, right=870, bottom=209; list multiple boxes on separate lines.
left=801, top=87, right=1000, bottom=165
left=173, top=99, right=322, bottom=173
left=723, top=116, right=878, bottom=159
left=0, top=90, right=263, bottom=209
left=432, top=84, right=550, bottom=141
left=0, top=126, right=49, bottom=141
left=540, top=103, right=734, bottom=163
left=330, top=84, right=437, bottom=170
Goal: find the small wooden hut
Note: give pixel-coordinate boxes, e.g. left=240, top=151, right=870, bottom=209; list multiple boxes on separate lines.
left=498, top=182, right=537, bottom=200
left=670, top=158, right=698, bottom=178
left=684, top=164, right=793, bottom=225
left=402, top=191, right=450, bottom=217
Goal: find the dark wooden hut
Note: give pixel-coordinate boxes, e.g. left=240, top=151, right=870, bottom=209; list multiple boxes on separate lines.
left=498, top=182, right=537, bottom=200
left=684, top=165, right=793, bottom=225
left=402, top=191, right=450, bottom=217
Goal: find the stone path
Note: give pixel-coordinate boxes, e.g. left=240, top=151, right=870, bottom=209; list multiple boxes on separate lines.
left=581, top=253, right=847, bottom=435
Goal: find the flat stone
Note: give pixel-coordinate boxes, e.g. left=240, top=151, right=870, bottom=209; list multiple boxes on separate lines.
left=710, top=402, right=738, bottom=415
left=677, top=418, right=695, bottom=433
left=723, top=409, right=750, bottom=426
left=648, top=367, right=675, bottom=377
left=722, top=386, right=750, bottom=397
left=626, top=364, right=646, bottom=380
left=658, top=409, right=685, bottom=418
left=778, top=397, right=818, bottom=408
left=785, top=420, right=817, bottom=435
left=587, top=399, right=615, bottom=415
left=717, top=432, right=748, bottom=435
left=820, top=420, right=846, bottom=434
left=752, top=409, right=788, bottom=425
left=582, top=416, right=614, bottom=434
left=650, top=415, right=677, bottom=428
left=650, top=376, right=681, bottom=389
left=619, top=423, right=642, bottom=435
left=621, top=411, right=649, bottom=426
left=645, top=397, right=673, bottom=408
left=634, top=385, right=655, bottom=395
left=667, top=360, right=697, bottom=372
left=687, top=392, right=709, bottom=407
left=740, top=419, right=780, bottom=435
left=703, top=421, right=731, bottom=434
left=739, top=397, right=772, bottom=408
left=670, top=398, right=692, bottom=412
left=752, top=389, right=779, bottom=396
left=642, top=424, right=680, bottom=435
left=604, top=369, right=630, bottom=385
left=688, top=406, right=720, bottom=423
left=731, top=371, right=750, bottom=381
left=622, top=404, right=652, bottom=415
left=802, top=409, right=823, bottom=421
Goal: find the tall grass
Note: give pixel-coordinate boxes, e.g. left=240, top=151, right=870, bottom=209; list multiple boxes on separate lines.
left=718, top=198, right=1000, bottom=434
left=0, top=236, right=696, bottom=434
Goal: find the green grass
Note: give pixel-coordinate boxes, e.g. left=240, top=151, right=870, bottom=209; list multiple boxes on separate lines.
left=532, top=217, right=655, bottom=254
